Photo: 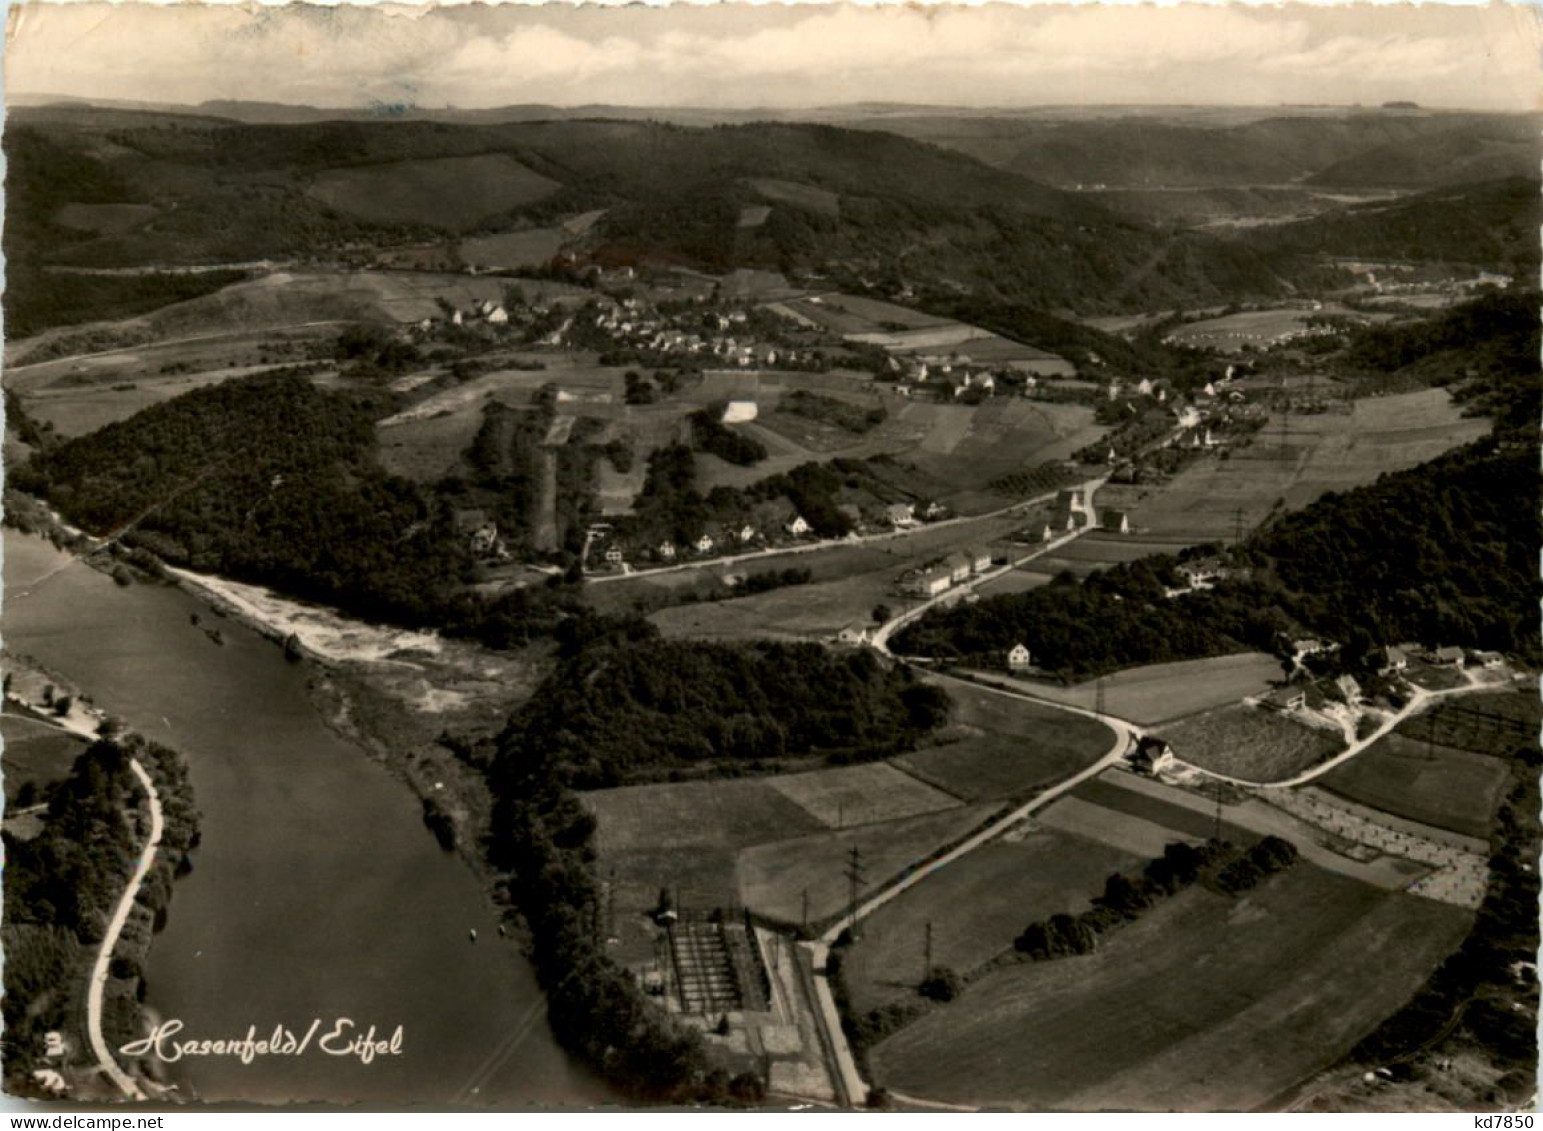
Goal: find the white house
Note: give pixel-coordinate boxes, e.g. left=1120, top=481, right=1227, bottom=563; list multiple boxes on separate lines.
left=786, top=515, right=811, bottom=537
left=695, top=534, right=715, bottom=554
left=1103, top=511, right=1131, bottom=535
left=904, top=567, right=953, bottom=598
left=604, top=546, right=625, bottom=565
left=967, top=547, right=993, bottom=574
left=886, top=502, right=917, bottom=528
left=738, top=524, right=757, bottom=544
left=836, top=623, right=871, bottom=646
left=658, top=541, right=678, bottom=561
left=944, top=552, right=973, bottom=584
left=1007, top=643, right=1032, bottom=672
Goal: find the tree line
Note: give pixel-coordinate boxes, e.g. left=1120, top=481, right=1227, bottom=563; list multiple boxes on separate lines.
left=497, top=619, right=951, bottom=789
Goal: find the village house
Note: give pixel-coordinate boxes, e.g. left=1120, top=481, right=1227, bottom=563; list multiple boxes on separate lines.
left=1428, top=645, right=1465, bottom=667
left=903, top=567, right=953, bottom=599
left=1261, top=686, right=1307, bottom=712
left=604, top=545, right=625, bottom=566
left=1129, top=736, right=1175, bottom=775
left=1380, top=645, right=1410, bottom=674
left=1471, top=650, right=1505, bottom=670
left=1007, top=643, right=1032, bottom=672
left=836, top=622, right=871, bottom=647
left=785, top=515, right=811, bottom=537
left=487, top=305, right=509, bottom=325
left=922, top=501, right=948, bottom=520
left=737, top=524, right=757, bottom=544
left=944, top=552, right=973, bottom=585
left=1102, top=510, right=1131, bottom=535
left=1335, top=674, right=1363, bottom=703
left=886, top=502, right=917, bottom=528
left=657, top=541, right=678, bottom=562
left=695, top=534, right=715, bottom=555
left=967, top=547, right=993, bottom=573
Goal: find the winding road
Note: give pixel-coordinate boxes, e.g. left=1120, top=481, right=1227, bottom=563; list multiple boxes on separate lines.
left=87, top=756, right=163, bottom=1101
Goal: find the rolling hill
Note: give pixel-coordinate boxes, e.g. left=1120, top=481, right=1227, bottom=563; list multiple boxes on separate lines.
left=4, top=106, right=1299, bottom=318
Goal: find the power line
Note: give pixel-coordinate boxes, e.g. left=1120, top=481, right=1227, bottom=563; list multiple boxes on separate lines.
left=843, top=845, right=866, bottom=940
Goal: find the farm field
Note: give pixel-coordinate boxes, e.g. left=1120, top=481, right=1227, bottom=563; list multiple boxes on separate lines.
left=586, top=777, right=826, bottom=854
left=1159, top=703, right=1345, bottom=782
left=1399, top=688, right=1540, bottom=756
left=1096, top=389, right=1488, bottom=546
left=1165, top=306, right=1392, bottom=353
left=1097, top=770, right=1431, bottom=891
left=738, top=802, right=997, bottom=927
left=1319, top=732, right=1512, bottom=839
left=584, top=755, right=999, bottom=933
left=458, top=227, right=566, bottom=270
left=872, top=865, right=1472, bottom=1110
left=971, top=653, right=1282, bottom=727
left=765, top=762, right=961, bottom=828
left=841, top=832, right=1144, bottom=1013
left=0, top=714, right=88, bottom=804
left=1035, top=795, right=1207, bottom=858
left=306, top=154, right=560, bottom=228
left=973, top=568, right=1053, bottom=598
left=894, top=679, right=1114, bottom=802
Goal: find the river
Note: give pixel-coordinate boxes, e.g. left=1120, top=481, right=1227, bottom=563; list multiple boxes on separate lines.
left=3, top=534, right=611, bottom=1107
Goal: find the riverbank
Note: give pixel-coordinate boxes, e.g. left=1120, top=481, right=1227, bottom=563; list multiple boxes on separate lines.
left=1, top=654, right=199, bottom=1102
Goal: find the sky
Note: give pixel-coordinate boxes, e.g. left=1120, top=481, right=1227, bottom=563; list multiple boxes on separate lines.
left=6, top=1, right=1540, bottom=112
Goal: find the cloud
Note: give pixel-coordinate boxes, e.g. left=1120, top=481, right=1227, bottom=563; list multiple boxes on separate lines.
left=6, top=2, right=1538, bottom=111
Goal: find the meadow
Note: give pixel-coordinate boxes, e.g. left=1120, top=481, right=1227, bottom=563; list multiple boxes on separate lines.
left=872, top=865, right=1472, bottom=1110
left=1158, top=703, right=1345, bottom=782
left=976, top=653, right=1282, bottom=727
left=1319, top=733, right=1512, bottom=840
left=893, top=679, right=1114, bottom=802
left=0, top=715, right=88, bottom=804
left=841, top=832, right=1144, bottom=1012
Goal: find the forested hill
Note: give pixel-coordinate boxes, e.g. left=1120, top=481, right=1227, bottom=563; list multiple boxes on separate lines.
left=13, top=373, right=463, bottom=625
left=1244, top=438, right=1539, bottom=656
left=494, top=624, right=951, bottom=789
left=895, top=438, right=1539, bottom=674
left=7, top=108, right=1296, bottom=314
left=1252, top=178, right=1540, bottom=280
left=1341, top=290, right=1541, bottom=431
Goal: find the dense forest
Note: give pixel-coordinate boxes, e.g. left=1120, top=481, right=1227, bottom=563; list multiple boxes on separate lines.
left=14, top=373, right=466, bottom=627
left=497, top=620, right=950, bottom=789
left=897, top=436, right=1540, bottom=674
left=1244, top=439, right=1539, bottom=656
left=3, top=735, right=199, bottom=1089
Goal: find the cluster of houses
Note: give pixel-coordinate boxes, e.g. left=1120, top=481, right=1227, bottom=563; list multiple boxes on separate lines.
left=587, top=513, right=826, bottom=571
left=888, top=358, right=1006, bottom=401
left=581, top=298, right=819, bottom=369
left=418, top=298, right=512, bottom=334
left=1379, top=642, right=1503, bottom=675
left=898, top=546, right=996, bottom=598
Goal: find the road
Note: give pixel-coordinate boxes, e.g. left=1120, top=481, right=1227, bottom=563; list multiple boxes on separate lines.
left=795, top=487, right=1124, bottom=1107
left=87, top=757, right=163, bottom=1101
